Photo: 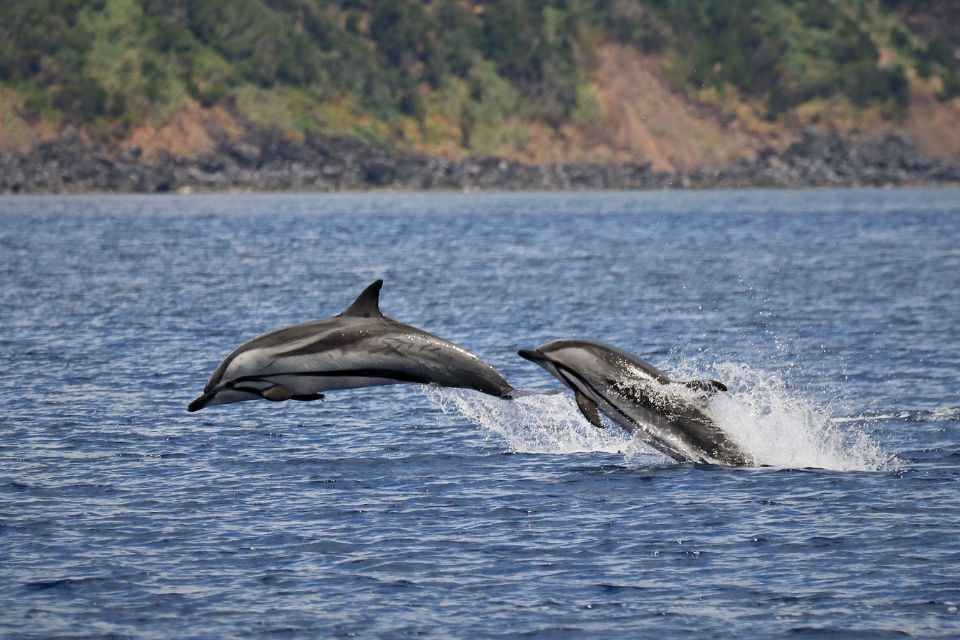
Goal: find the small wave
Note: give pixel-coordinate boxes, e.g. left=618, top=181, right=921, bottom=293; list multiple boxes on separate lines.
left=424, top=362, right=895, bottom=472
left=924, top=406, right=960, bottom=422
left=831, top=407, right=959, bottom=424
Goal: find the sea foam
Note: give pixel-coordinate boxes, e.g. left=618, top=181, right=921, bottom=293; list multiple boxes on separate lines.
left=425, top=362, right=893, bottom=471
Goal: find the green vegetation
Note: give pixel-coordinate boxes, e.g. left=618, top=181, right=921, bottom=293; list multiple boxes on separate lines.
left=0, top=1, right=957, bottom=148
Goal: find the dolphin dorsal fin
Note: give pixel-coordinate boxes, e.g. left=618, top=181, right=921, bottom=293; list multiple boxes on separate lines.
left=341, top=279, right=385, bottom=318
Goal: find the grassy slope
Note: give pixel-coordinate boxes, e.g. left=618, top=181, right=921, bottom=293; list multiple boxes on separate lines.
left=0, top=0, right=958, bottom=164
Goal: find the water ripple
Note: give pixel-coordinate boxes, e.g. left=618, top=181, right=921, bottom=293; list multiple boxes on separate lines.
left=1, top=189, right=959, bottom=638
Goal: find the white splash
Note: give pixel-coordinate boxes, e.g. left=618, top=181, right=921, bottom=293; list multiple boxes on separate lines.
left=697, top=362, right=894, bottom=471
left=423, top=362, right=894, bottom=472
left=424, top=387, right=661, bottom=462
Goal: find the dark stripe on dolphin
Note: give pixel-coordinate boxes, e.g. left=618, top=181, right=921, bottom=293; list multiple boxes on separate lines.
left=229, top=369, right=435, bottom=386
left=550, top=362, right=690, bottom=460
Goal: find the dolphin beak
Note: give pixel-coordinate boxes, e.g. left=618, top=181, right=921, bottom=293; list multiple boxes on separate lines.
left=187, top=392, right=214, bottom=412
left=518, top=348, right=546, bottom=364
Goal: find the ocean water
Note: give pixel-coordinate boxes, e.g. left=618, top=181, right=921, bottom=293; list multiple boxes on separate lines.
left=1, top=188, right=958, bottom=638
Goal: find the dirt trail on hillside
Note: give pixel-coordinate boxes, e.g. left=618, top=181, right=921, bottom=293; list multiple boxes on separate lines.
left=578, top=44, right=773, bottom=171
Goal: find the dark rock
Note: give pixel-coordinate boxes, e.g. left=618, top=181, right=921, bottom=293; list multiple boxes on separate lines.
left=1, top=123, right=958, bottom=194
left=230, top=142, right=261, bottom=167
left=363, top=161, right=395, bottom=186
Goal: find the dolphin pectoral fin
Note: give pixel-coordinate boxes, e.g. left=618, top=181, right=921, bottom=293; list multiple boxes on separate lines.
left=683, top=379, right=728, bottom=395
left=261, top=385, right=296, bottom=402
left=291, top=393, right=325, bottom=402
left=574, top=392, right=604, bottom=429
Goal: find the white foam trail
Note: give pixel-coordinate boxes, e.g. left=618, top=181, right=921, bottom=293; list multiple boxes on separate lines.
left=424, top=362, right=895, bottom=471
left=423, top=387, right=662, bottom=463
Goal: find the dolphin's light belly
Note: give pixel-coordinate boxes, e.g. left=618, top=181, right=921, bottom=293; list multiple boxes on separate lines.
left=205, top=389, right=261, bottom=407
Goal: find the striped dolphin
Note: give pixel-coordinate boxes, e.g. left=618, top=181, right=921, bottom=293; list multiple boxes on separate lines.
left=188, top=280, right=517, bottom=411
left=518, top=339, right=753, bottom=465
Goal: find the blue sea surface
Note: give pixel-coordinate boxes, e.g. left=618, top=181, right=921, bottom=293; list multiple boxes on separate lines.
left=1, top=188, right=959, bottom=638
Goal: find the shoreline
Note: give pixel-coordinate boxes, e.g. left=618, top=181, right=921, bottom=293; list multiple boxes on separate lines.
left=3, top=184, right=958, bottom=202
left=2, top=127, right=958, bottom=195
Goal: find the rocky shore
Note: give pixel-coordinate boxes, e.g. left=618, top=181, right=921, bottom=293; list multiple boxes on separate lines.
left=1, top=127, right=958, bottom=194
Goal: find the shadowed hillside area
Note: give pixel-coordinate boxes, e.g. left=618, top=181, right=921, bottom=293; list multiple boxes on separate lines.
left=1, top=0, right=959, bottom=192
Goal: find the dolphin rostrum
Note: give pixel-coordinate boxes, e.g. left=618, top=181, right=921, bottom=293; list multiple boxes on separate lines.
left=518, top=339, right=753, bottom=465
left=188, top=280, right=517, bottom=411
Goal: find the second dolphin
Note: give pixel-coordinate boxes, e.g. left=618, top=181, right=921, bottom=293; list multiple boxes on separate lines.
left=519, top=339, right=753, bottom=465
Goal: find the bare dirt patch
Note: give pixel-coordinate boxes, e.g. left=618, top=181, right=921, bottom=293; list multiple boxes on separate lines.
left=122, top=105, right=241, bottom=160
left=903, top=83, right=960, bottom=161
left=567, top=44, right=774, bottom=171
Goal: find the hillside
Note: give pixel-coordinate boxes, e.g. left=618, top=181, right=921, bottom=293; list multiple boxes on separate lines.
left=1, top=0, right=959, bottom=192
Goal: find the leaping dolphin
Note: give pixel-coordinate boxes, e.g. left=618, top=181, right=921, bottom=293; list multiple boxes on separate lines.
left=518, top=339, right=753, bottom=466
left=188, top=280, right=517, bottom=411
